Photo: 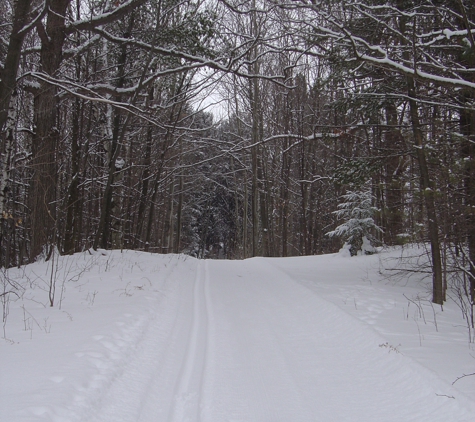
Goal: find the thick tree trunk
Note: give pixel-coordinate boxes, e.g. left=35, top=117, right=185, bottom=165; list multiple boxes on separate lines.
left=0, top=0, right=31, bottom=134
left=1, top=0, right=32, bottom=264
left=0, top=0, right=31, bottom=223
left=0, top=102, right=14, bottom=221
left=30, top=0, right=70, bottom=261
left=0, top=93, right=18, bottom=267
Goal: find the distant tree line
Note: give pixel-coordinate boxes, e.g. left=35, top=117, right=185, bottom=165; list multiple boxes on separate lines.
left=1, top=0, right=474, bottom=306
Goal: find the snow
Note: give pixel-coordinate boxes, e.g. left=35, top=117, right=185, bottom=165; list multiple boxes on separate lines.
left=1, top=248, right=474, bottom=421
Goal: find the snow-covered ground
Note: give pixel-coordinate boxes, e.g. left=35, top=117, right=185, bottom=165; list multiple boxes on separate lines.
left=1, top=247, right=474, bottom=421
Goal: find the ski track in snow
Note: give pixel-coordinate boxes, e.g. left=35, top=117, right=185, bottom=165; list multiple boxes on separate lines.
left=168, top=260, right=212, bottom=422
left=3, top=252, right=475, bottom=421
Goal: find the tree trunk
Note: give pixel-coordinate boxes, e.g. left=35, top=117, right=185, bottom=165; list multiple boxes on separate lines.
left=384, top=102, right=405, bottom=245
left=93, top=18, right=133, bottom=250
left=136, top=124, right=153, bottom=248
left=243, top=168, right=249, bottom=258
left=460, top=92, right=475, bottom=303
left=250, top=82, right=260, bottom=256
left=161, top=180, right=175, bottom=254
left=258, top=153, right=270, bottom=256
left=174, top=173, right=184, bottom=254
left=0, top=92, right=17, bottom=267
left=0, top=0, right=32, bottom=236
left=281, top=141, right=291, bottom=257
left=30, top=0, right=70, bottom=260
left=407, top=76, right=444, bottom=305
left=63, top=97, right=82, bottom=254
left=63, top=1, right=84, bottom=254
left=457, top=0, right=475, bottom=303
left=0, top=0, right=32, bottom=134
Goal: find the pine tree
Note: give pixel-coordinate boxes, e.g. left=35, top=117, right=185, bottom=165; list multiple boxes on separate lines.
left=327, top=185, right=382, bottom=256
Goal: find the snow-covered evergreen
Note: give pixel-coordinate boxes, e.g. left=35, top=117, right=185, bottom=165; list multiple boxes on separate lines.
left=327, top=185, right=382, bottom=256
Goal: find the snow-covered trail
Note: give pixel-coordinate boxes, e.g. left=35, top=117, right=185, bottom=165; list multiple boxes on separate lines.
left=85, top=257, right=473, bottom=422
left=3, top=252, right=475, bottom=422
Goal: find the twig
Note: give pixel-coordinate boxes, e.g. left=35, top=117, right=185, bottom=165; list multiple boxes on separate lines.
left=435, top=393, right=455, bottom=399
left=452, top=373, right=475, bottom=385
left=0, top=291, right=20, bottom=298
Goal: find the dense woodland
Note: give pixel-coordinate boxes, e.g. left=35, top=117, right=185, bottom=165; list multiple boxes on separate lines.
left=1, top=0, right=475, bottom=307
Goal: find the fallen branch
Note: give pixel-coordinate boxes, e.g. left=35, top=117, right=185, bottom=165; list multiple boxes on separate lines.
left=452, top=373, right=475, bottom=385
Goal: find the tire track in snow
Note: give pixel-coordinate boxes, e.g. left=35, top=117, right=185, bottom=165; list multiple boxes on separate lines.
left=168, top=259, right=211, bottom=422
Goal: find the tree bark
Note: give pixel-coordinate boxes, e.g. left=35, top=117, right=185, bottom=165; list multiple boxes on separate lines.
left=63, top=97, right=82, bottom=254
left=407, top=76, right=444, bottom=305
left=457, top=0, right=475, bottom=303
left=174, top=173, right=184, bottom=254
left=93, top=17, right=134, bottom=250
left=460, top=89, right=475, bottom=303
left=384, top=102, right=405, bottom=245
left=0, top=0, right=32, bottom=134
left=0, top=0, right=32, bottom=249
left=30, top=0, right=70, bottom=260
left=136, top=124, right=153, bottom=248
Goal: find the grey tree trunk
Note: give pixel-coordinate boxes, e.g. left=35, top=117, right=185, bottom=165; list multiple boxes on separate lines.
left=407, top=76, right=444, bottom=305
left=63, top=97, right=82, bottom=254
left=0, top=0, right=32, bottom=263
left=0, top=0, right=32, bottom=134
left=93, top=17, right=134, bottom=250
left=30, top=0, right=70, bottom=260
left=384, top=102, right=405, bottom=245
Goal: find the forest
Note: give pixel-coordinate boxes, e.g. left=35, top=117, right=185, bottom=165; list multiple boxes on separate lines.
left=1, top=0, right=475, bottom=307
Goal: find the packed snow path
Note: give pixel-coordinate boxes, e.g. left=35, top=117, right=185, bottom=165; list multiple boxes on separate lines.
left=3, top=253, right=475, bottom=421
left=87, top=258, right=472, bottom=421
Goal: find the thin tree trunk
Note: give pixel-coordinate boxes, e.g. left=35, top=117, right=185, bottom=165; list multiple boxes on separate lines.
left=161, top=180, right=175, bottom=254
left=93, top=17, right=134, bottom=250
left=384, top=102, right=405, bottom=245
left=251, top=142, right=259, bottom=256
left=232, top=81, right=246, bottom=258
left=460, top=92, right=475, bottom=303
left=281, top=143, right=290, bottom=257
left=243, top=169, right=249, bottom=258
left=258, top=153, right=270, bottom=256
left=63, top=97, right=81, bottom=254
left=145, top=175, right=161, bottom=250
left=174, top=173, right=184, bottom=254
left=407, top=76, right=444, bottom=305
left=457, top=0, right=475, bottom=303
left=299, top=140, right=309, bottom=255
left=136, top=125, right=153, bottom=247
left=249, top=0, right=260, bottom=257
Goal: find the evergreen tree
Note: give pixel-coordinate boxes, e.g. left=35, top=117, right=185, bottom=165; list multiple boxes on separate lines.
left=327, top=184, right=382, bottom=256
